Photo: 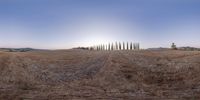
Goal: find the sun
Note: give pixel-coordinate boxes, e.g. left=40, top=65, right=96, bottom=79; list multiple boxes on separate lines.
left=80, top=33, right=115, bottom=47
left=76, top=20, right=118, bottom=47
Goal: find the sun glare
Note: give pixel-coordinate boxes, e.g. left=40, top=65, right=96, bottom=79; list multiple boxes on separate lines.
left=75, top=17, right=120, bottom=47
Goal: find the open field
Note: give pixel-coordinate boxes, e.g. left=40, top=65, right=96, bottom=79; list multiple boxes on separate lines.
left=0, top=50, right=200, bottom=100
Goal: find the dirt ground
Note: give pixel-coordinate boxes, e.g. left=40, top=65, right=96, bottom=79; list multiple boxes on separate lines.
left=0, top=50, right=200, bottom=100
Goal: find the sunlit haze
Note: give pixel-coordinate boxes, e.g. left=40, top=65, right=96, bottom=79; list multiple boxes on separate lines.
left=0, top=0, right=200, bottom=49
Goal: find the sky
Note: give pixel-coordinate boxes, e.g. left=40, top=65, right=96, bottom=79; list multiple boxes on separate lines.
left=0, top=0, right=200, bottom=49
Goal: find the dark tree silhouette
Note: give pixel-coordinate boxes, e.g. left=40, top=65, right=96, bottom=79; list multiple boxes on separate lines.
left=111, top=43, right=114, bottom=50
left=119, top=42, right=121, bottom=50
left=133, top=43, right=136, bottom=50
left=115, top=42, right=118, bottom=50
left=171, top=43, right=177, bottom=50
left=123, top=42, right=125, bottom=50
left=130, top=42, right=133, bottom=50
left=127, top=42, right=129, bottom=50
left=108, top=43, right=110, bottom=51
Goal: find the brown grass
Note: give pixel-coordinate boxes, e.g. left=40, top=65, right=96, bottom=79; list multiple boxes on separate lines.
left=0, top=50, right=200, bottom=99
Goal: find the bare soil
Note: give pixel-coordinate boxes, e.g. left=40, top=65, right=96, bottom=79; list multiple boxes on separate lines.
left=0, top=50, right=200, bottom=100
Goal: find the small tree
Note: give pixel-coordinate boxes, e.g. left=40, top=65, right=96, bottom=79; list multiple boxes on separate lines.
left=171, top=43, right=177, bottom=50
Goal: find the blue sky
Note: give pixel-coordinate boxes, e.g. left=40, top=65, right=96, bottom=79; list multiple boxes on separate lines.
left=0, top=0, right=200, bottom=49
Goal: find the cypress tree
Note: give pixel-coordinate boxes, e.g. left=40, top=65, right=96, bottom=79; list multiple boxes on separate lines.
left=119, top=42, right=121, bottom=50
left=99, top=45, right=101, bottom=51
left=123, top=42, right=125, bottom=50
left=115, top=42, right=118, bottom=50
left=138, top=43, right=140, bottom=50
left=108, top=43, right=110, bottom=51
left=130, top=42, right=132, bottom=50
left=127, top=42, right=129, bottom=50
left=111, top=43, right=114, bottom=50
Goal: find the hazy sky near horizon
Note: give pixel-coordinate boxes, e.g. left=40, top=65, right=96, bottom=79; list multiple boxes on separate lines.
left=0, top=0, right=200, bottom=49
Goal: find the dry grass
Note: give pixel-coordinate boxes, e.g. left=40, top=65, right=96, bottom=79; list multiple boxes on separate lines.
left=0, top=50, right=200, bottom=100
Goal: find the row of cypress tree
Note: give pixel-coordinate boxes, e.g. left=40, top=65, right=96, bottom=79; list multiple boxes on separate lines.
left=90, top=42, right=140, bottom=51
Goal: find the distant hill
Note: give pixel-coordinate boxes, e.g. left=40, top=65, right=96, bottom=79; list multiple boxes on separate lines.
left=178, top=46, right=200, bottom=51
left=0, top=48, right=45, bottom=52
left=147, top=47, right=170, bottom=51
left=73, top=47, right=90, bottom=50
left=147, top=47, right=200, bottom=51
